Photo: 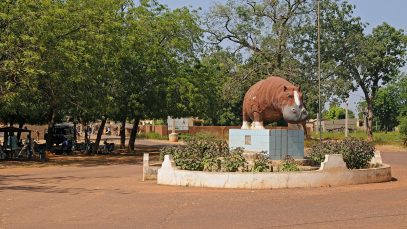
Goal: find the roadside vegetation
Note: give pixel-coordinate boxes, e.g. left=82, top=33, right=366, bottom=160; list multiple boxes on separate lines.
left=309, top=131, right=405, bottom=146
left=0, top=0, right=406, bottom=154
left=137, top=132, right=168, bottom=141
left=160, top=135, right=271, bottom=172
left=308, top=138, right=375, bottom=169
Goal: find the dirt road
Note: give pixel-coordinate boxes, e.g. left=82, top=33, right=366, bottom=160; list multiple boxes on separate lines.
left=1, top=143, right=406, bottom=228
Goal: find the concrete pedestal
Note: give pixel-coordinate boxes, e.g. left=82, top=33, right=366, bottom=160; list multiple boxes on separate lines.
left=229, top=129, right=304, bottom=160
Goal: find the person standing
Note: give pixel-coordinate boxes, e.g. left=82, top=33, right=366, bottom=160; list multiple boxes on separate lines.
left=7, top=133, right=18, bottom=159
left=26, top=132, right=33, bottom=159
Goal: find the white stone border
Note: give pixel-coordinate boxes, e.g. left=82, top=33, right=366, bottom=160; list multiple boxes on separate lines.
left=142, top=153, right=158, bottom=181
left=157, top=154, right=392, bottom=189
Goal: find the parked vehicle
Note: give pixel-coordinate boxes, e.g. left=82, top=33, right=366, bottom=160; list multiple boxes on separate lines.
left=45, top=123, right=75, bottom=146
left=98, top=139, right=115, bottom=154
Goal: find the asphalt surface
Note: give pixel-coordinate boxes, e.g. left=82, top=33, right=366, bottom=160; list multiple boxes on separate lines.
left=1, top=144, right=407, bottom=228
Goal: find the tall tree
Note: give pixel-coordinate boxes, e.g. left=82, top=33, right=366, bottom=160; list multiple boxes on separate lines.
left=103, top=1, right=203, bottom=151
left=334, top=23, right=407, bottom=140
left=373, top=84, right=401, bottom=132
left=324, top=104, right=355, bottom=120
left=204, top=0, right=311, bottom=119
left=203, top=0, right=365, bottom=120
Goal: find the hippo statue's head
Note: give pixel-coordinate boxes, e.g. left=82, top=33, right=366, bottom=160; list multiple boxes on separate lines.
left=281, top=86, right=308, bottom=123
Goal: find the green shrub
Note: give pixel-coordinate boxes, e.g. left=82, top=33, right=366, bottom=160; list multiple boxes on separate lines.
left=222, top=148, right=247, bottom=172
left=252, top=152, right=272, bottom=172
left=160, top=135, right=275, bottom=172
left=159, top=145, right=181, bottom=161
left=399, top=117, right=407, bottom=145
left=340, top=138, right=375, bottom=169
left=202, top=154, right=222, bottom=172
left=308, top=140, right=338, bottom=164
left=160, top=134, right=229, bottom=171
left=280, top=155, right=300, bottom=172
left=308, top=138, right=375, bottom=169
left=159, top=145, right=203, bottom=170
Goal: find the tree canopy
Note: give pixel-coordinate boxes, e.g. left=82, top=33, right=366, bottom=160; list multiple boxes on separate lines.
left=324, top=104, right=355, bottom=120
left=0, top=0, right=406, bottom=147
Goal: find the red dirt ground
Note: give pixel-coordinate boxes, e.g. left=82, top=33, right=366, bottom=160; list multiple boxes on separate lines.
left=0, top=141, right=406, bottom=228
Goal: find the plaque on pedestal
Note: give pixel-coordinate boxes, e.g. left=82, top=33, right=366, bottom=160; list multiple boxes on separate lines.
left=229, top=129, right=304, bottom=160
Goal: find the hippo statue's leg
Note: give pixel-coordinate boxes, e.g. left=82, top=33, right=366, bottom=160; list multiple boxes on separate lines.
left=241, top=121, right=250, bottom=129
left=301, top=121, right=310, bottom=139
left=251, top=112, right=265, bottom=129
left=241, top=111, right=251, bottom=129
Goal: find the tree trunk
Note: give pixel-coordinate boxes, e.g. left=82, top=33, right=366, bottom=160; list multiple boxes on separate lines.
left=3, top=123, right=8, bottom=148
left=46, top=111, right=56, bottom=150
left=366, top=100, right=374, bottom=142
left=128, top=117, right=140, bottom=153
left=73, top=122, right=77, bottom=142
left=16, top=122, right=24, bottom=141
left=93, top=117, right=107, bottom=154
left=120, top=116, right=126, bottom=149
left=84, top=122, right=88, bottom=143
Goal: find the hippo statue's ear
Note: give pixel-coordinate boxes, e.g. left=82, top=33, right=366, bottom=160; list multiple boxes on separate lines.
left=298, top=86, right=302, bottom=92
left=283, top=86, right=288, bottom=91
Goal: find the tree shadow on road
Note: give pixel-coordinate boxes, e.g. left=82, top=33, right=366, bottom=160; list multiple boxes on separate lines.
left=0, top=143, right=164, bottom=168
left=0, top=174, right=132, bottom=195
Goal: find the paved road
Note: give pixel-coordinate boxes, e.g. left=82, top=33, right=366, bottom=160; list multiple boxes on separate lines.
left=1, top=149, right=407, bottom=228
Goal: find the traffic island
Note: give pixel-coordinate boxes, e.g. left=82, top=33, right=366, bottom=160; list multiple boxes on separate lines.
left=154, top=154, right=391, bottom=189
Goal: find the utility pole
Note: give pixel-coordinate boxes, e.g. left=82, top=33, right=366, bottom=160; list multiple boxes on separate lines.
left=345, top=99, right=349, bottom=137
left=172, top=118, right=176, bottom=134
left=317, top=0, right=322, bottom=142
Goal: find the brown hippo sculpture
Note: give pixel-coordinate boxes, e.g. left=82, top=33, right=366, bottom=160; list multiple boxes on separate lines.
left=242, top=76, right=308, bottom=129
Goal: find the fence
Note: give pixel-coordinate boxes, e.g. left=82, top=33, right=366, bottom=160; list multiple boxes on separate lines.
left=137, top=125, right=302, bottom=139
left=314, top=119, right=358, bottom=132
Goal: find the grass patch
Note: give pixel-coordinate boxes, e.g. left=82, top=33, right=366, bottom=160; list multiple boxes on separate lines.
left=310, top=131, right=405, bottom=146
left=178, top=133, right=192, bottom=141
left=178, top=132, right=222, bottom=141
left=137, top=132, right=168, bottom=140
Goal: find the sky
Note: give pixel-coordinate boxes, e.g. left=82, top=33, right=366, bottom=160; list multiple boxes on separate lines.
left=161, top=0, right=407, bottom=114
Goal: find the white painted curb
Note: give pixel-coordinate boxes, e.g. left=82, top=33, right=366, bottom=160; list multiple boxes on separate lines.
left=157, top=153, right=392, bottom=189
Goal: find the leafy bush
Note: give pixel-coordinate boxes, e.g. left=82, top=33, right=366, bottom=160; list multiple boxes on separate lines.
left=159, top=145, right=203, bottom=170
left=280, top=155, right=300, bottom=172
left=308, top=140, right=339, bottom=164
left=252, top=152, right=272, bottom=172
left=160, top=135, right=274, bottom=172
left=202, top=154, right=222, bottom=172
left=308, top=138, right=375, bottom=169
left=160, top=134, right=229, bottom=171
left=160, top=133, right=277, bottom=172
left=399, top=116, right=407, bottom=145
left=222, top=148, right=247, bottom=172
left=340, top=138, right=375, bottom=169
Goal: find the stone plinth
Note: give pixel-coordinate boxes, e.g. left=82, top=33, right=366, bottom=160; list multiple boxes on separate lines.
left=229, top=129, right=304, bottom=160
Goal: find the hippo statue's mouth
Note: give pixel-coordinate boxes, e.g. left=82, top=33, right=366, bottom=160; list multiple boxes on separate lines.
left=282, top=105, right=308, bottom=123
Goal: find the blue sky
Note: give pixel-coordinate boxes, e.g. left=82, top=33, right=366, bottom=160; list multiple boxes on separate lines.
left=161, top=0, right=407, bottom=113
left=162, top=0, right=407, bottom=33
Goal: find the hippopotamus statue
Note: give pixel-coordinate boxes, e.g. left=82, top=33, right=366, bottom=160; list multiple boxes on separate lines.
left=242, top=76, right=308, bottom=129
